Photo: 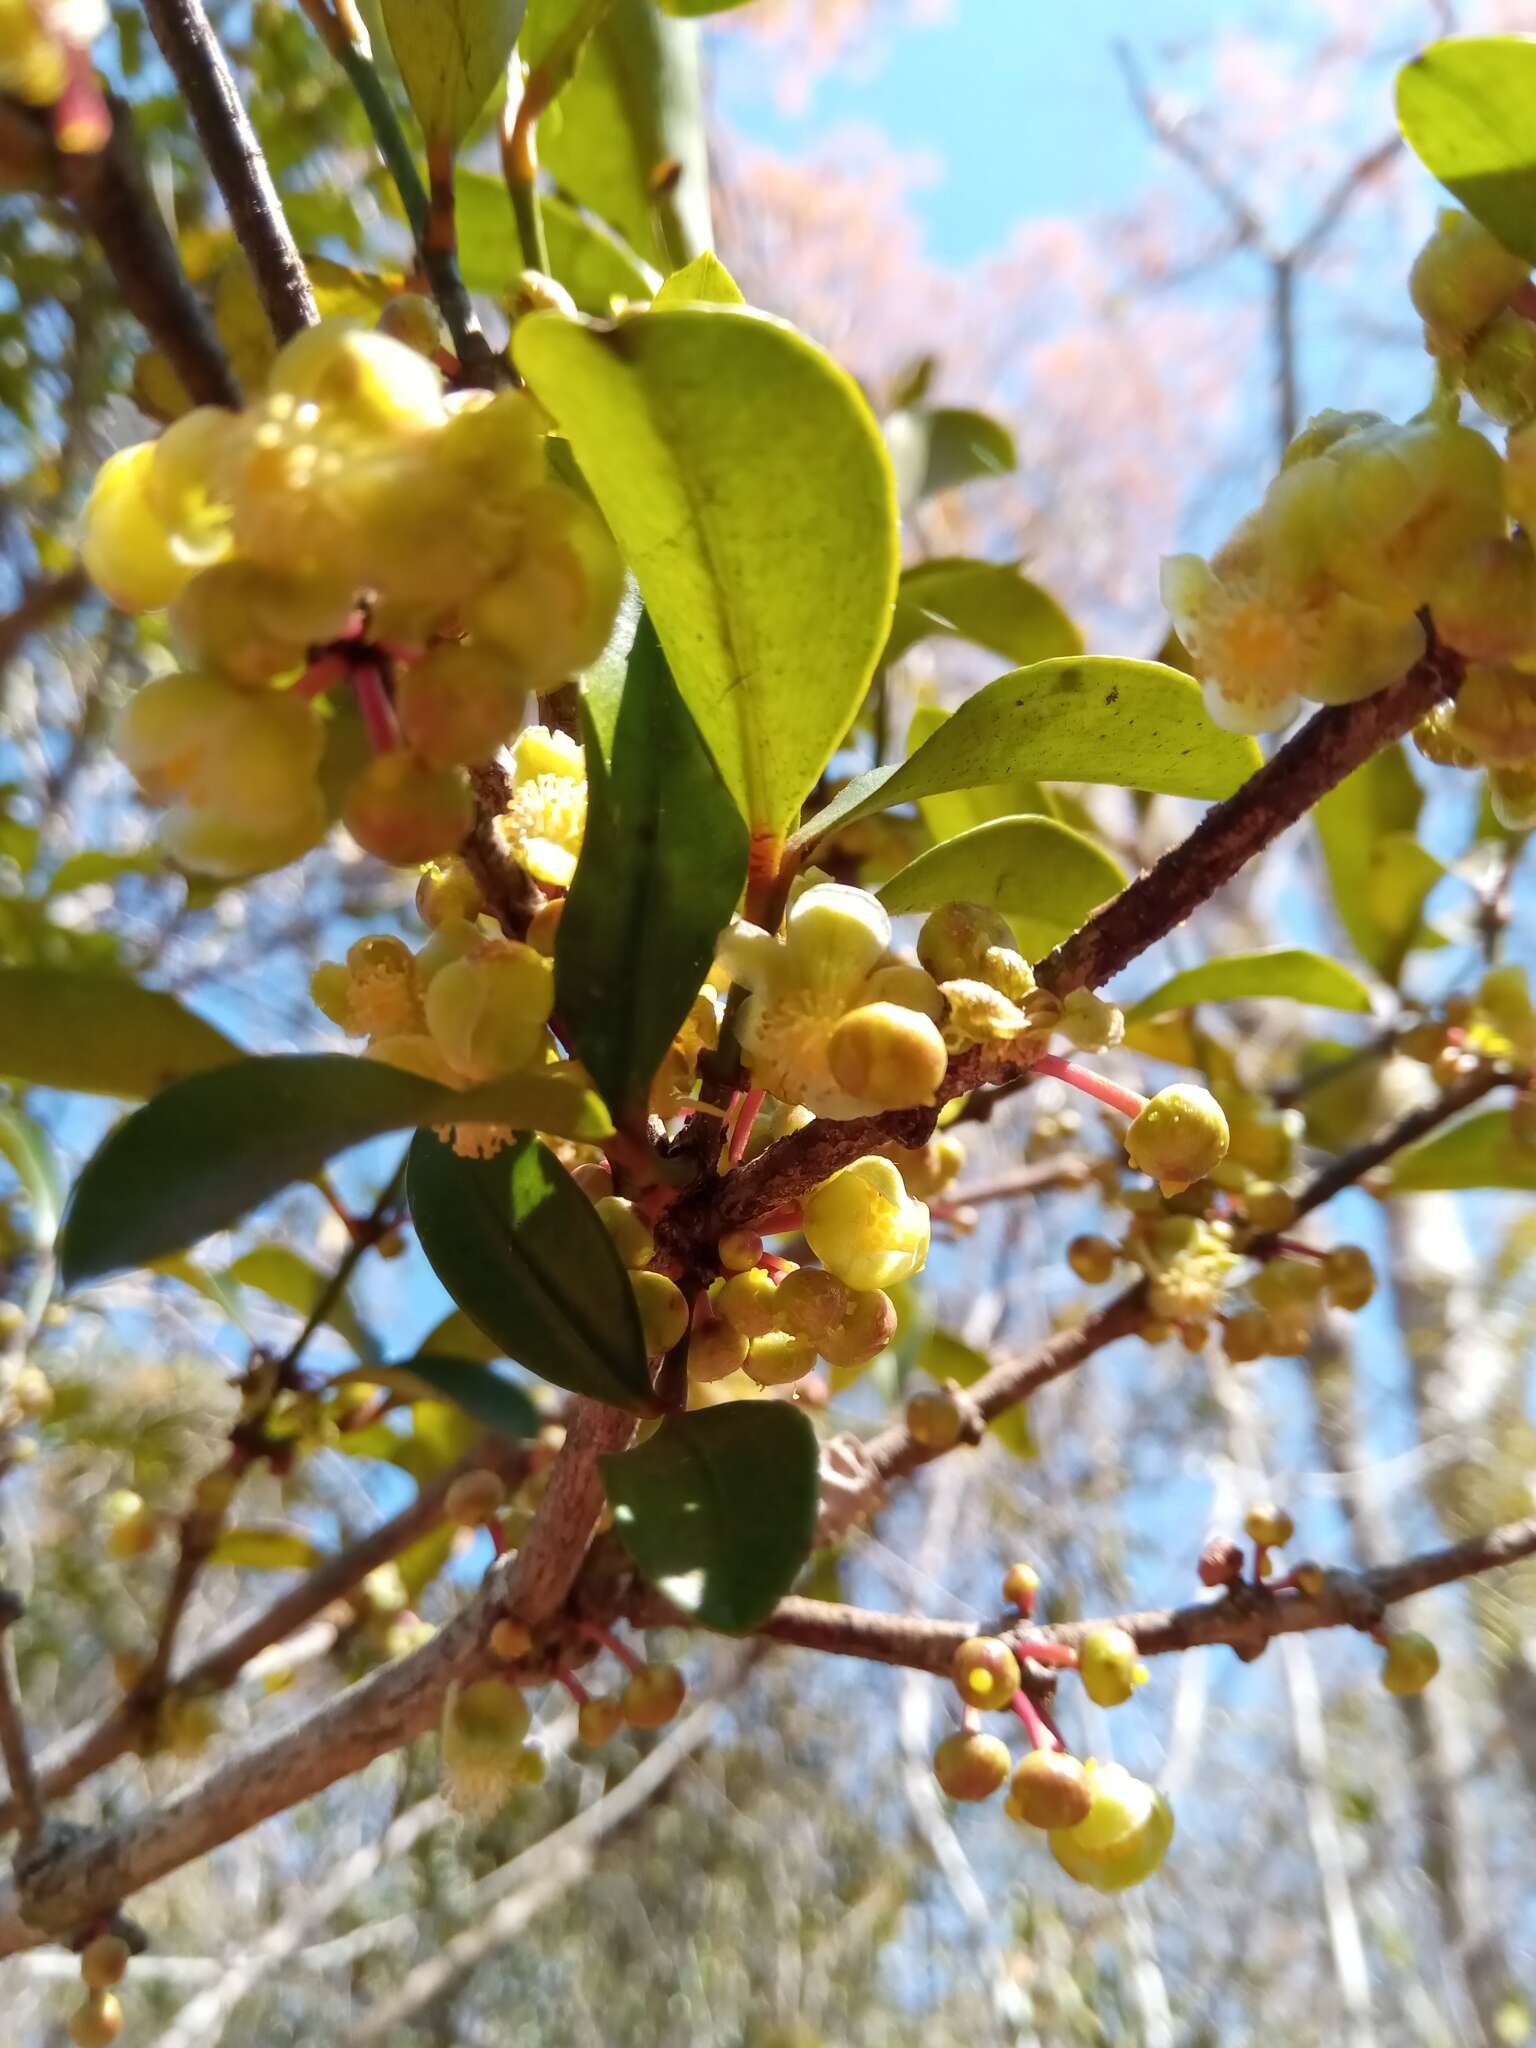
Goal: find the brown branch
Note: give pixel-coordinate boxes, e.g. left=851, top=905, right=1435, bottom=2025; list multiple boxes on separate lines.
left=57, top=95, right=240, bottom=408
left=0, top=1440, right=527, bottom=1837
left=0, top=1593, right=42, bottom=1845
left=934, top=1157, right=1094, bottom=1215
left=461, top=763, right=545, bottom=940
left=0, top=567, right=88, bottom=674
left=498, top=1399, right=635, bottom=1624
left=141, top=0, right=316, bottom=343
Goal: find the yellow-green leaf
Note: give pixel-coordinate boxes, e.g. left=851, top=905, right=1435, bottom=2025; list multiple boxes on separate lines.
left=653, top=249, right=743, bottom=307
left=382, top=0, right=525, bottom=147
left=885, top=410, right=1016, bottom=509
left=1397, top=37, right=1536, bottom=263
left=1387, top=1109, right=1536, bottom=1192
left=884, top=558, right=1080, bottom=670
left=920, top=1328, right=1035, bottom=1461
left=878, top=816, right=1127, bottom=963
left=904, top=703, right=1057, bottom=843
left=211, top=1527, right=324, bottom=1571
left=1127, top=950, right=1375, bottom=1020
left=1314, top=746, right=1443, bottom=984
left=797, top=659, right=1260, bottom=853
left=0, top=967, right=240, bottom=1099
left=456, top=170, right=659, bottom=310
left=515, top=305, right=900, bottom=842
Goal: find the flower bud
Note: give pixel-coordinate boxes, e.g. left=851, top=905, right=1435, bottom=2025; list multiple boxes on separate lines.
left=1244, top=1502, right=1294, bottom=1549
left=343, top=752, right=474, bottom=867
left=424, top=940, right=554, bottom=1082
left=951, top=1635, right=1020, bottom=1711
left=717, top=1230, right=764, bottom=1274
left=687, top=1317, right=750, bottom=1383
left=826, top=1001, right=948, bottom=1109
left=444, top=1469, right=505, bottom=1527
left=814, top=1286, right=897, bottom=1370
left=905, top=1388, right=965, bottom=1450
left=1381, top=1629, right=1440, bottom=1696
left=622, top=1661, right=686, bottom=1729
left=79, top=1936, right=130, bottom=1992
left=441, top=1678, right=533, bottom=1819
left=1323, top=1244, right=1375, bottom=1311
left=1003, top=1562, right=1040, bottom=1613
left=1009, top=1748, right=1093, bottom=1830
left=1078, top=1625, right=1146, bottom=1708
left=743, top=1330, right=817, bottom=1387
left=1068, top=1235, right=1117, bottom=1284
left=1049, top=1763, right=1174, bottom=1892
left=716, top=1267, right=783, bottom=1338
left=933, top=1728, right=1011, bottom=1801
left=630, top=1271, right=689, bottom=1356
left=596, top=1196, right=657, bottom=1271
left=396, top=642, right=528, bottom=768
left=1059, top=988, right=1124, bottom=1052
left=1198, top=1537, right=1244, bottom=1588
left=68, top=1993, right=124, bottom=2048
left=1409, top=209, right=1528, bottom=354
left=578, top=1694, right=625, bottom=1746
left=1124, top=1085, right=1229, bottom=1194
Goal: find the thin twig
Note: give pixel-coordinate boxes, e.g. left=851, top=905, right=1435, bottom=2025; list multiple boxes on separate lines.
left=0, top=1594, right=42, bottom=1845
left=142, top=0, right=316, bottom=342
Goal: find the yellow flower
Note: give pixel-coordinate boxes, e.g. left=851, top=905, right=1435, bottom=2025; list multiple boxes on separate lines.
left=493, top=725, right=587, bottom=887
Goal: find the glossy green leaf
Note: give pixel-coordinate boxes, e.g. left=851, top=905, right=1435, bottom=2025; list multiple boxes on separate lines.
left=885, top=407, right=1016, bottom=509
left=363, top=1354, right=541, bottom=1438
left=904, top=703, right=1056, bottom=842
left=515, top=305, right=899, bottom=841
left=59, top=1056, right=610, bottom=1286
left=536, top=0, right=711, bottom=269
left=407, top=1131, right=658, bottom=1413
left=0, top=967, right=240, bottom=1099
left=1397, top=38, right=1536, bottom=263
left=600, top=1401, right=818, bottom=1629
left=797, top=658, right=1261, bottom=852
left=878, top=816, right=1126, bottom=962
left=224, top=1245, right=376, bottom=1363
left=455, top=170, right=659, bottom=309
left=652, top=249, right=744, bottom=306
left=1315, top=745, right=1443, bottom=983
left=211, top=1527, right=324, bottom=1571
left=920, top=1327, right=1035, bottom=1461
left=1127, top=949, right=1375, bottom=1020
left=884, top=558, right=1081, bottom=671
left=382, top=0, right=525, bottom=146
left=558, top=604, right=748, bottom=1123
left=1386, top=1109, right=1536, bottom=1192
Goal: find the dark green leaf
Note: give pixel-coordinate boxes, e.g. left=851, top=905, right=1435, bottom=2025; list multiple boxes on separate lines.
left=558, top=605, right=748, bottom=1123
left=366, top=1354, right=542, bottom=1438
left=0, top=967, right=240, bottom=1099
left=884, top=558, right=1081, bottom=670
left=1387, top=1109, right=1536, bottom=1192
left=877, top=816, right=1126, bottom=962
left=795, top=658, right=1262, bottom=852
left=600, top=1401, right=818, bottom=1629
left=1397, top=38, right=1536, bottom=263
left=408, top=1131, right=658, bottom=1413
left=60, top=1055, right=610, bottom=1285
left=1127, top=949, right=1375, bottom=1019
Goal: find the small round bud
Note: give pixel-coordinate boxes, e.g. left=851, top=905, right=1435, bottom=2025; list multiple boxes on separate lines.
left=1462, top=308, right=1536, bottom=428
left=1078, top=1625, right=1146, bottom=1709
left=815, top=1287, right=897, bottom=1370
left=630, top=1271, right=690, bottom=1356
left=687, top=1318, right=750, bottom=1383
left=716, top=1267, right=782, bottom=1338
left=509, top=268, right=579, bottom=320
left=1008, top=1749, right=1093, bottom=1830
left=772, top=1266, right=856, bottom=1345
left=1059, top=988, right=1124, bottom=1053
left=743, top=1331, right=817, bottom=1387
left=1323, top=1244, right=1376, bottom=1312
left=343, top=752, right=474, bottom=867
left=376, top=291, right=450, bottom=357
left=525, top=898, right=564, bottom=956
left=1242, top=1182, right=1297, bottom=1232
left=80, top=1936, right=130, bottom=1992
left=578, top=1694, right=625, bottom=1747
left=916, top=902, right=1030, bottom=996
left=396, top=642, right=527, bottom=768
left=1381, top=1630, right=1440, bottom=1696
left=1292, top=1562, right=1327, bottom=1599
left=1244, top=1503, right=1295, bottom=1549
left=441, top=1677, right=533, bottom=1820
left=445, top=1470, right=505, bottom=1527
left=489, top=1619, right=533, bottom=1661
left=1125, top=1085, right=1230, bottom=1194
left=69, top=1994, right=124, bottom=2048
left=826, top=1001, right=948, bottom=1109
left=951, top=1635, right=1021, bottom=1711
left=905, top=1388, right=965, bottom=1451
left=1049, top=1764, right=1174, bottom=1893
left=622, top=1661, right=686, bottom=1729
left=1198, top=1537, right=1245, bottom=1587
left=1409, top=209, right=1529, bottom=354
left=596, top=1196, right=656, bottom=1271
left=1067, top=1234, right=1117, bottom=1285
left=717, top=1229, right=763, bottom=1274
left=932, top=1729, right=1011, bottom=1801
left=1003, top=1562, right=1040, bottom=1613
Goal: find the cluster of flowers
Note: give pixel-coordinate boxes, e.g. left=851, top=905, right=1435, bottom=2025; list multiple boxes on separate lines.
left=1166, top=207, right=1536, bottom=827
left=79, top=315, right=621, bottom=878
left=0, top=0, right=106, bottom=152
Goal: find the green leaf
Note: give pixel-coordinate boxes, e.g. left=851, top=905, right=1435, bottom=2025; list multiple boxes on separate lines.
left=652, top=0, right=757, bottom=14
left=0, top=967, right=240, bottom=1099
left=600, top=1402, right=817, bottom=1629
left=407, top=1130, right=658, bottom=1413
left=361, top=1354, right=542, bottom=1438
left=515, top=305, right=899, bottom=842
left=418, top=1307, right=503, bottom=1364
left=1387, top=1109, right=1536, bottom=1192
left=652, top=249, right=744, bottom=306
left=455, top=170, right=659, bottom=310
left=210, top=1527, right=324, bottom=1571
left=1315, top=746, right=1444, bottom=984
left=796, top=658, right=1262, bottom=852
left=0, top=1101, right=63, bottom=1247
left=381, top=0, right=525, bottom=147
left=558, top=605, right=748, bottom=1123
left=884, top=558, right=1081, bottom=671
left=1127, top=949, right=1375, bottom=1020
left=877, top=816, right=1127, bottom=963
left=903, top=703, right=1056, bottom=842
left=1397, top=38, right=1536, bottom=264
left=223, top=1245, right=376, bottom=1363
left=920, top=1328, right=1035, bottom=1461
left=59, top=1055, right=610, bottom=1286
left=885, top=407, right=1016, bottom=509
left=46, top=848, right=163, bottom=895
left=536, top=0, right=711, bottom=270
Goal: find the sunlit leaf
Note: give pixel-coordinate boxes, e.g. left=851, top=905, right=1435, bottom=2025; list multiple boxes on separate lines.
left=878, top=816, right=1127, bottom=963
left=0, top=967, right=240, bottom=1099
left=360, top=1354, right=542, bottom=1439
left=456, top=170, right=659, bottom=309
left=1128, top=949, right=1375, bottom=1019
left=652, top=249, right=744, bottom=306
left=1314, top=746, right=1443, bottom=983
left=884, top=558, right=1081, bottom=670
left=224, top=1245, right=376, bottom=1362
left=1397, top=37, right=1536, bottom=262
left=1386, top=1108, right=1536, bottom=1192
left=920, top=1327, right=1035, bottom=1461
left=382, top=0, right=525, bottom=147
left=885, top=408, right=1016, bottom=509
left=210, top=1527, right=324, bottom=1571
